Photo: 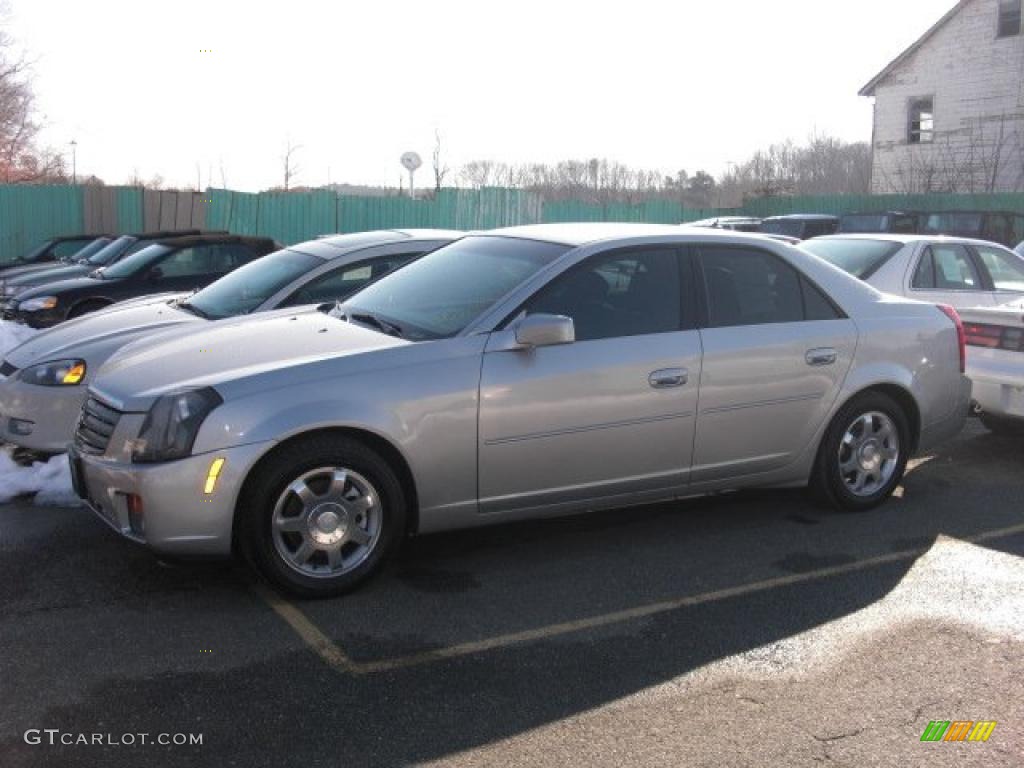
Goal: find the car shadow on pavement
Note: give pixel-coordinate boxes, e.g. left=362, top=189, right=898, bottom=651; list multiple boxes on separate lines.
left=1, top=425, right=1021, bottom=767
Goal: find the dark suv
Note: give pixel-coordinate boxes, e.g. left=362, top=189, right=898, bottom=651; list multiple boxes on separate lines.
left=758, top=215, right=839, bottom=240
left=7, top=234, right=280, bottom=328
left=917, top=211, right=1023, bottom=248
left=838, top=211, right=919, bottom=234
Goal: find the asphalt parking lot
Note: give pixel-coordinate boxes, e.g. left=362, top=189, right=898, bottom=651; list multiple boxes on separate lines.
left=0, top=420, right=1021, bottom=767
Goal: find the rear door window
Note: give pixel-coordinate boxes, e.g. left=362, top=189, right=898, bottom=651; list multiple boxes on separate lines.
left=912, top=244, right=982, bottom=290
left=699, top=247, right=804, bottom=328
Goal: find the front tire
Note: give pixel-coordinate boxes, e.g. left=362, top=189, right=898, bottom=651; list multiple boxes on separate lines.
left=809, top=392, right=910, bottom=512
left=238, top=435, right=407, bottom=597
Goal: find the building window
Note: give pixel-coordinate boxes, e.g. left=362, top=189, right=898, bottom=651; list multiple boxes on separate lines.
left=908, top=98, right=934, bottom=144
left=998, top=0, right=1022, bottom=37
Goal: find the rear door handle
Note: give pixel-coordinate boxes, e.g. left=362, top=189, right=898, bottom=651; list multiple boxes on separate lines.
left=805, top=348, right=837, bottom=366
left=649, top=368, right=688, bottom=388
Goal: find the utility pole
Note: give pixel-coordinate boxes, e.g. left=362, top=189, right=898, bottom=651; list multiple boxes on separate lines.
left=70, top=140, right=77, bottom=184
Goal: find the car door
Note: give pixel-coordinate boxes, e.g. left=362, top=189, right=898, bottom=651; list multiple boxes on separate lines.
left=970, top=243, right=1024, bottom=302
left=477, top=247, right=701, bottom=516
left=905, top=242, right=994, bottom=308
left=691, top=244, right=857, bottom=483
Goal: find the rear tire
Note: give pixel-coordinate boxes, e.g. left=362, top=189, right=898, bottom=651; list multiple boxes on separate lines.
left=980, top=414, right=1024, bottom=437
left=237, top=435, right=407, bottom=598
left=809, top=392, right=911, bottom=512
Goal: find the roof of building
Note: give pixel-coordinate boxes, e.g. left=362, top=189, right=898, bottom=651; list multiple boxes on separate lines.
left=859, top=0, right=969, bottom=96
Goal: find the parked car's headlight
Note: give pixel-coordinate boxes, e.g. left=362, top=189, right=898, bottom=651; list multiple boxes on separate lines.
left=18, top=359, right=87, bottom=386
left=19, top=296, right=58, bottom=312
left=132, top=387, right=223, bottom=463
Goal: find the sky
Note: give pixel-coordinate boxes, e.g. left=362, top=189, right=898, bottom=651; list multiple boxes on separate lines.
left=6, top=0, right=956, bottom=192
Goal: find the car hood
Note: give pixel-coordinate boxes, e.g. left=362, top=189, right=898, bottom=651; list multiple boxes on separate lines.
left=93, top=310, right=410, bottom=411
left=15, top=275, right=112, bottom=300
left=7, top=263, right=91, bottom=287
left=0, top=263, right=62, bottom=281
left=5, top=296, right=201, bottom=368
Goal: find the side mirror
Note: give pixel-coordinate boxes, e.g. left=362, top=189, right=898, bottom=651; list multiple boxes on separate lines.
left=514, top=313, right=575, bottom=348
left=147, top=266, right=163, bottom=281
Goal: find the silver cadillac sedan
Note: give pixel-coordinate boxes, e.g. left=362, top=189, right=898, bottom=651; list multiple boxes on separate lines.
left=71, top=224, right=971, bottom=596
left=0, top=230, right=459, bottom=454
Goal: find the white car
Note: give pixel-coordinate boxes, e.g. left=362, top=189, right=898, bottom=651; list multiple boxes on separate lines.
left=958, top=297, right=1024, bottom=435
left=800, top=234, right=1024, bottom=310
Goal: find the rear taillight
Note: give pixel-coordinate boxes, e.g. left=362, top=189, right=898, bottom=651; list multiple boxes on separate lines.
left=937, top=304, right=966, bottom=373
left=963, top=321, right=1024, bottom=353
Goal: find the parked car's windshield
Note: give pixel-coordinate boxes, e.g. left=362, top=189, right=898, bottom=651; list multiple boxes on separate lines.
left=340, top=236, right=570, bottom=340
left=186, top=249, right=321, bottom=318
left=760, top=219, right=804, bottom=238
left=15, top=239, right=55, bottom=263
left=1015, top=241, right=1023, bottom=257
left=801, top=238, right=905, bottom=279
left=86, top=235, right=135, bottom=265
left=68, top=237, right=113, bottom=261
left=98, top=244, right=173, bottom=279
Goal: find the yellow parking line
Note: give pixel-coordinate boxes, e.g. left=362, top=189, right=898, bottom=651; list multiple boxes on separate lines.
left=259, top=521, right=1024, bottom=676
left=251, top=582, right=359, bottom=675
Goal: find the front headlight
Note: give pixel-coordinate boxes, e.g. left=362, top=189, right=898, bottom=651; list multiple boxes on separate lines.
left=19, top=296, right=58, bottom=312
left=18, top=359, right=87, bottom=386
left=132, top=387, right=223, bottom=463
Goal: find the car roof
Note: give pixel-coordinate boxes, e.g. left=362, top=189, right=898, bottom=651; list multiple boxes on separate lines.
left=809, top=233, right=1012, bottom=248
left=152, top=234, right=276, bottom=247
left=482, top=222, right=692, bottom=246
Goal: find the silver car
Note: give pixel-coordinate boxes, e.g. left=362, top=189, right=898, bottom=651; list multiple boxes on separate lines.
left=800, top=234, right=1024, bottom=309
left=71, top=224, right=970, bottom=596
left=0, top=230, right=459, bottom=454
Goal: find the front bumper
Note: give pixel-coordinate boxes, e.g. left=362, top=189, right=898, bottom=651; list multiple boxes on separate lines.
left=918, top=374, right=972, bottom=453
left=0, top=375, right=88, bottom=454
left=72, top=439, right=275, bottom=557
left=967, top=349, right=1024, bottom=422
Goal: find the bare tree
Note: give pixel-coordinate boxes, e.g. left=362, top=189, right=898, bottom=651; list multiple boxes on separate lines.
left=432, top=129, right=449, bottom=193
left=282, top=138, right=302, bottom=191
left=0, top=15, right=64, bottom=183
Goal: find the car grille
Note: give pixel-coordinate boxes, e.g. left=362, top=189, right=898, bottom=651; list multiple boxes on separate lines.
left=74, top=396, right=123, bottom=455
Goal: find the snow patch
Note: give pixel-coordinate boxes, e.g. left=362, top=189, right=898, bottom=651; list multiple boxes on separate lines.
left=0, top=448, right=80, bottom=507
left=0, top=319, right=38, bottom=358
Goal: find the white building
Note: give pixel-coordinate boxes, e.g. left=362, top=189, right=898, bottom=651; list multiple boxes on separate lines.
left=861, top=0, right=1024, bottom=193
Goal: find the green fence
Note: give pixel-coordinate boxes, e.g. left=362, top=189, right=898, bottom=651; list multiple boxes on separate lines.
left=3, top=184, right=1024, bottom=259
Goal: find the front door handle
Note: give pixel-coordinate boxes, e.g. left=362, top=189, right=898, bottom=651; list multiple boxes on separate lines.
left=805, top=348, right=837, bottom=366
left=649, top=368, right=688, bottom=388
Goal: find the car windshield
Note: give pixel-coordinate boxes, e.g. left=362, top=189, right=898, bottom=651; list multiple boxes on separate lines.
left=86, top=235, right=135, bottom=265
left=801, top=238, right=905, bottom=279
left=67, top=237, right=113, bottom=261
left=16, top=240, right=55, bottom=263
left=840, top=215, right=889, bottom=233
left=920, top=212, right=983, bottom=234
left=98, top=244, right=173, bottom=279
left=339, top=236, right=569, bottom=340
left=760, top=219, right=804, bottom=238
left=185, top=249, right=322, bottom=319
